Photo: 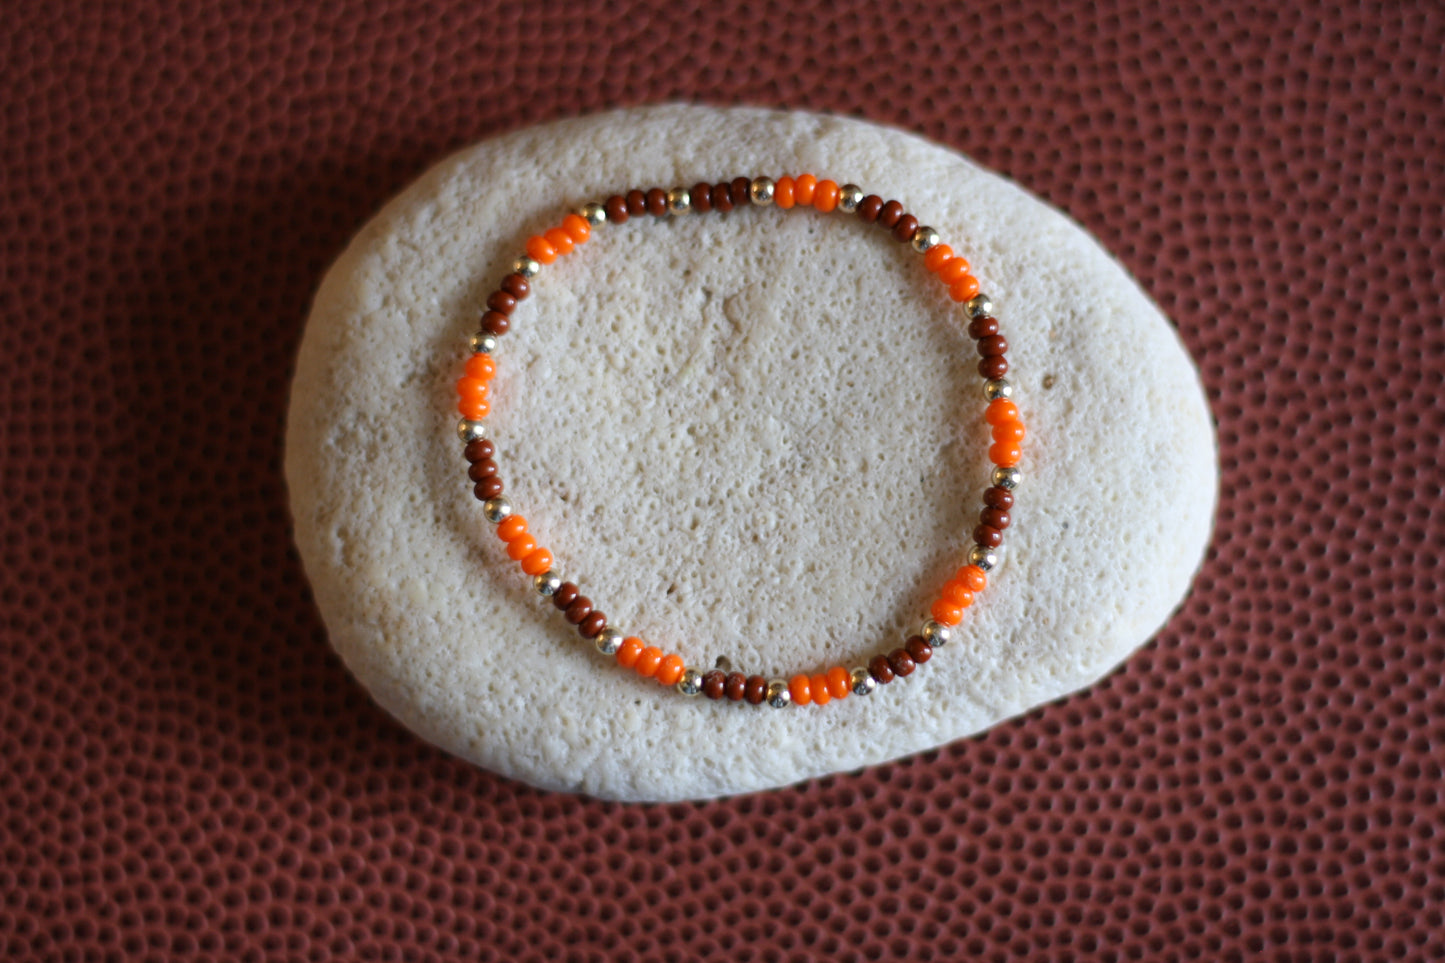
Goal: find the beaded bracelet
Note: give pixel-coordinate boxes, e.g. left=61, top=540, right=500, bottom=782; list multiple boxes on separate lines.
left=453, top=174, right=1024, bottom=709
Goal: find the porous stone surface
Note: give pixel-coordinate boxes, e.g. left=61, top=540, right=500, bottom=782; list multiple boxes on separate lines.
left=284, top=103, right=1218, bottom=802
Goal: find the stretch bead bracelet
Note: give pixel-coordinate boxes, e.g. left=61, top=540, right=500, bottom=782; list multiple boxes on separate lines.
left=453, top=174, right=1024, bottom=708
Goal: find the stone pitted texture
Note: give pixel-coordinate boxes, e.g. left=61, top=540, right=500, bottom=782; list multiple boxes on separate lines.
left=285, top=104, right=1217, bottom=801
left=3, top=2, right=1443, bottom=959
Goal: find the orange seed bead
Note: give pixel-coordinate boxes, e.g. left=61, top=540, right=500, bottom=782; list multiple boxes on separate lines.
left=634, top=646, right=663, bottom=678
left=923, top=244, right=954, bottom=272
left=544, top=227, right=574, bottom=256
left=993, top=421, right=1026, bottom=443
left=930, top=599, right=964, bottom=626
left=989, top=442, right=1023, bottom=467
left=940, top=580, right=975, bottom=609
left=813, top=179, right=839, bottom=212
left=524, top=235, right=557, bottom=264
left=561, top=213, right=591, bottom=244
left=655, top=654, right=685, bottom=687
left=616, top=637, right=644, bottom=668
left=496, top=515, right=528, bottom=542
left=986, top=399, right=1021, bottom=426
left=520, top=548, right=553, bottom=575
left=505, top=534, right=536, bottom=560
left=956, top=564, right=988, bottom=593
left=456, top=377, right=490, bottom=402
left=788, top=674, right=812, bottom=706
left=949, top=275, right=981, bottom=302
left=794, top=173, right=817, bottom=206
left=810, top=673, right=832, bottom=706
left=464, top=354, right=496, bottom=380
left=938, top=257, right=971, bottom=284
left=458, top=397, right=490, bottom=419
left=774, top=175, right=795, bottom=209
left=825, top=666, right=852, bottom=700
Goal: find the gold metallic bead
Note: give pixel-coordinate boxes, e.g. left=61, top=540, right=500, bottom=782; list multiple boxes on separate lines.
left=984, top=379, right=1013, bottom=401
left=577, top=202, right=607, bottom=226
left=910, top=226, right=941, bottom=252
left=765, top=679, right=792, bottom=708
left=920, top=620, right=952, bottom=647
left=677, top=668, right=704, bottom=696
left=457, top=419, right=487, bottom=442
left=533, top=570, right=562, bottom=596
left=594, top=627, right=624, bottom=655
left=991, top=465, right=1021, bottom=490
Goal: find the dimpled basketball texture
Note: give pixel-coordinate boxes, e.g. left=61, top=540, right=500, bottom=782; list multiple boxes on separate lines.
left=285, top=103, right=1217, bottom=801
left=2, top=1, right=1443, bottom=960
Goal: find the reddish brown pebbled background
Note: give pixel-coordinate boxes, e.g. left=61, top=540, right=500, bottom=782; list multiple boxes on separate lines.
left=2, top=2, right=1442, bottom=961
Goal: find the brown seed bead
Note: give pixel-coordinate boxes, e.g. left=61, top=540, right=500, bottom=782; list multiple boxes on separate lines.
left=857, top=194, right=884, bottom=222
left=463, top=439, right=495, bottom=462
left=905, top=635, right=933, bottom=664
left=691, top=182, right=713, bottom=213
left=887, top=648, right=916, bottom=677
left=711, top=183, right=734, bottom=213
left=730, top=176, right=751, bottom=206
left=868, top=654, right=895, bottom=684
left=879, top=200, right=904, bottom=229
left=979, top=356, right=1009, bottom=380
left=564, top=596, right=593, bottom=625
left=480, top=311, right=510, bottom=336
left=967, top=315, right=999, bottom=340
left=984, top=486, right=1015, bottom=510
left=974, top=525, right=1004, bottom=549
left=474, top=478, right=503, bottom=500
left=626, top=189, right=648, bottom=216
left=604, top=195, right=629, bottom=224
left=487, top=291, right=517, bottom=315
left=500, top=273, right=530, bottom=300
left=725, top=672, right=748, bottom=702
left=552, top=582, right=579, bottom=609
left=467, top=458, right=499, bottom=482
left=646, top=187, right=668, bottom=216
left=978, top=334, right=1009, bottom=357
left=702, top=670, right=727, bottom=700
left=579, top=611, right=607, bottom=639
left=981, top=507, right=1011, bottom=531
left=744, top=675, right=768, bottom=705
left=893, top=213, right=919, bottom=243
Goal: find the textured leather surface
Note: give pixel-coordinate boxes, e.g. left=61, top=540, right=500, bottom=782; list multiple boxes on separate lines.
left=2, top=1, right=1442, bottom=960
